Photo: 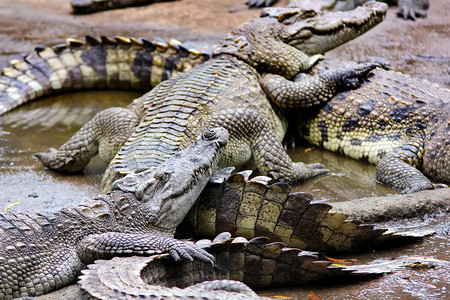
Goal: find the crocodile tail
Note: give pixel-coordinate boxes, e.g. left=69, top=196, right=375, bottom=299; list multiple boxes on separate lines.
left=0, top=36, right=211, bottom=115
left=79, top=233, right=395, bottom=298
left=178, top=170, right=432, bottom=252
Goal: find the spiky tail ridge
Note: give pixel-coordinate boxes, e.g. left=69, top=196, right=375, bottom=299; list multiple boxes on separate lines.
left=0, top=36, right=211, bottom=115
left=178, top=169, right=432, bottom=252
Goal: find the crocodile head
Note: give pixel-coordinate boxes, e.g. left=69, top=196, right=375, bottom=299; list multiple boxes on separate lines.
left=111, top=127, right=229, bottom=234
left=263, top=1, right=388, bottom=55
left=215, top=1, right=387, bottom=76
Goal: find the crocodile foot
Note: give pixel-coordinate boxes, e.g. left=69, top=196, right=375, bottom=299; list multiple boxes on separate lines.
left=164, top=238, right=215, bottom=265
left=339, top=62, right=381, bottom=89
left=401, top=182, right=448, bottom=194
left=396, top=0, right=429, bottom=20
left=292, top=162, right=330, bottom=183
left=35, top=148, right=83, bottom=172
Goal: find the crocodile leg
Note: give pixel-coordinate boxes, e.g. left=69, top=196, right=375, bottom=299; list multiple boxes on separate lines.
left=217, top=34, right=324, bottom=79
left=35, top=106, right=140, bottom=172
left=78, top=232, right=214, bottom=264
left=376, top=137, right=445, bottom=193
left=211, top=107, right=328, bottom=184
left=250, top=123, right=329, bottom=183
left=260, top=62, right=380, bottom=110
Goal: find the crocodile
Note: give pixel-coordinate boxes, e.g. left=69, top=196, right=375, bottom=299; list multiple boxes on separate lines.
left=1, top=4, right=445, bottom=194
left=247, top=0, right=429, bottom=20
left=279, top=59, right=449, bottom=193
left=0, top=4, right=387, bottom=192
left=0, top=127, right=424, bottom=299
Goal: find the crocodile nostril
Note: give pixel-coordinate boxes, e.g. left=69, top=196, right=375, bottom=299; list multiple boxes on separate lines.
left=203, top=129, right=217, bottom=140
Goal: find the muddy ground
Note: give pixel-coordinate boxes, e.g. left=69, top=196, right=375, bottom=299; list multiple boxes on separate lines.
left=0, top=0, right=449, bottom=299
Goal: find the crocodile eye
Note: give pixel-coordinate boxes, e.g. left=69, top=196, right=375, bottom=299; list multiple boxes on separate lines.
left=278, top=10, right=299, bottom=22
left=203, top=129, right=217, bottom=140
left=301, top=10, right=317, bottom=18
left=160, top=173, right=169, bottom=182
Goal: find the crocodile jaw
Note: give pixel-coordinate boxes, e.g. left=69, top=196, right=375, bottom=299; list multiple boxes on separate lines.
left=276, top=1, right=388, bottom=55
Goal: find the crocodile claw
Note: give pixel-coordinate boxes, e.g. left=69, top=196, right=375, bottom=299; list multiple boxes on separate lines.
left=402, top=182, right=448, bottom=194
left=342, top=62, right=381, bottom=90
left=396, top=0, right=428, bottom=20
left=292, top=162, right=330, bottom=183
left=433, top=183, right=448, bottom=189
left=35, top=148, right=75, bottom=171
left=167, top=239, right=215, bottom=266
left=305, top=162, right=330, bottom=177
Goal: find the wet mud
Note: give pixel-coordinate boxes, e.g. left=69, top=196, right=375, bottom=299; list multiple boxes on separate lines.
left=0, top=0, right=449, bottom=299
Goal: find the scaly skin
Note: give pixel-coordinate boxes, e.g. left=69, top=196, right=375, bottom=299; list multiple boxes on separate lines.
left=0, top=127, right=228, bottom=298
left=24, top=4, right=385, bottom=191
left=247, top=0, right=429, bottom=20
left=0, top=0, right=386, bottom=116
left=0, top=5, right=386, bottom=115
left=1, top=5, right=443, bottom=192
left=293, top=60, right=449, bottom=193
